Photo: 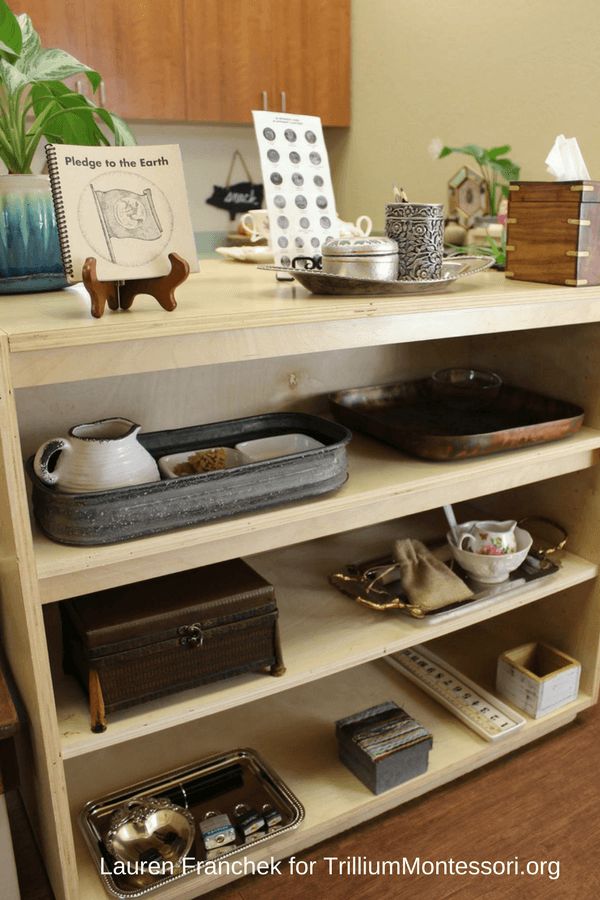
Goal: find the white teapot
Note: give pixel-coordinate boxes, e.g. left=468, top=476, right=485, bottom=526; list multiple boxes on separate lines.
left=33, top=418, right=161, bottom=493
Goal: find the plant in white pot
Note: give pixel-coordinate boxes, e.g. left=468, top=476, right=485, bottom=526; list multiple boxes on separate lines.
left=0, top=0, right=134, bottom=289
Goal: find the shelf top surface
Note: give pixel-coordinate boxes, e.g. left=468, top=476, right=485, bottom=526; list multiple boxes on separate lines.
left=2, top=261, right=599, bottom=354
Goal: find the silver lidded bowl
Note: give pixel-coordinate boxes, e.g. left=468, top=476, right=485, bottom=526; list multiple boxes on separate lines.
left=321, top=236, right=399, bottom=281
left=105, top=797, right=195, bottom=869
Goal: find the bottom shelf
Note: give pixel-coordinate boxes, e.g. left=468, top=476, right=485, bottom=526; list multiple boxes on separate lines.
left=68, top=649, right=594, bottom=899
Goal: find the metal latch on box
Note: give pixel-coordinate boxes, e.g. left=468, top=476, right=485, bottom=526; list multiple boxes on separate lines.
left=178, top=623, right=204, bottom=648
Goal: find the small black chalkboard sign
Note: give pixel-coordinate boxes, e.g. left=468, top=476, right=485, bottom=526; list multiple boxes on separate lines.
left=205, top=150, right=264, bottom=221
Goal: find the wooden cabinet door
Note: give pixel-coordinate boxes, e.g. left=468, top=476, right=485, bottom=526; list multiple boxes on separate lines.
left=81, top=0, right=187, bottom=120
left=184, top=0, right=273, bottom=123
left=273, top=0, right=351, bottom=126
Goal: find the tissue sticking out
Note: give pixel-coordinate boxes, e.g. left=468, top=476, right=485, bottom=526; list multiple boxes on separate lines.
left=545, top=135, right=590, bottom=181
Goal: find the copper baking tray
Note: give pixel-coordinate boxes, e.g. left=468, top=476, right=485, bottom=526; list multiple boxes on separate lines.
left=329, top=379, right=584, bottom=460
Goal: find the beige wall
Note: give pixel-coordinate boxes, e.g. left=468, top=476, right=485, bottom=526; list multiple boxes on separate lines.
left=329, top=0, right=600, bottom=229
left=16, top=0, right=600, bottom=234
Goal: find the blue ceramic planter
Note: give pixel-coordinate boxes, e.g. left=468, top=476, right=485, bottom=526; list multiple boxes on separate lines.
left=0, top=175, right=67, bottom=286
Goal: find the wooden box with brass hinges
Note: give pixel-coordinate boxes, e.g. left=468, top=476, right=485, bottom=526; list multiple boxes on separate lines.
left=60, top=559, right=285, bottom=733
left=505, top=180, right=600, bottom=286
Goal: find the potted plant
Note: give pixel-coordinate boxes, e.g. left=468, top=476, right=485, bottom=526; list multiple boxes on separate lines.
left=0, top=0, right=134, bottom=288
left=431, top=141, right=520, bottom=218
left=430, top=140, right=520, bottom=269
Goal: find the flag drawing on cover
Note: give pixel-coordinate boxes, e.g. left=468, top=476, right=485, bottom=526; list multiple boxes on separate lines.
left=91, top=186, right=163, bottom=262
left=45, top=143, right=198, bottom=282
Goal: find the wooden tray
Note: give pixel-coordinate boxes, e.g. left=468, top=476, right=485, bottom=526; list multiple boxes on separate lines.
left=28, top=413, right=351, bottom=546
left=329, top=379, right=583, bottom=460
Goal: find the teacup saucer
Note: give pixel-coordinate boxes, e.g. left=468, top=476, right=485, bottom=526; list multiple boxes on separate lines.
left=216, top=246, right=274, bottom=264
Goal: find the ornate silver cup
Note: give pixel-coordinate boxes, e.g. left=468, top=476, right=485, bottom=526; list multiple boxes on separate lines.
left=385, top=202, right=444, bottom=280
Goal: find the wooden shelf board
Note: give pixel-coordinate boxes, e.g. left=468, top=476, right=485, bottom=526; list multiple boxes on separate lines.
left=56, top=516, right=596, bottom=757
left=67, top=658, right=593, bottom=900
left=36, top=428, right=600, bottom=603
left=8, top=264, right=600, bottom=386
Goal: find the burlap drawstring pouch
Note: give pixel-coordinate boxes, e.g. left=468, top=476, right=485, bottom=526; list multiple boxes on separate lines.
left=392, top=538, right=473, bottom=611
left=329, top=538, right=472, bottom=618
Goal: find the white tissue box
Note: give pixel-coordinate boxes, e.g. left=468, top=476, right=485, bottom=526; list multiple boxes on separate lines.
left=496, top=642, right=581, bottom=718
left=506, top=180, right=600, bottom=286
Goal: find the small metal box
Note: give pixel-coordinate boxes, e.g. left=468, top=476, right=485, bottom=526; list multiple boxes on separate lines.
left=336, top=701, right=432, bottom=795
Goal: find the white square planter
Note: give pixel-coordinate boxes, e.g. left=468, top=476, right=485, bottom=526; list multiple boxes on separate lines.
left=496, top=642, right=581, bottom=718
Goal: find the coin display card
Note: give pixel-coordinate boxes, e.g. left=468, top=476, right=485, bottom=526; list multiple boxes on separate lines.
left=252, top=110, right=339, bottom=268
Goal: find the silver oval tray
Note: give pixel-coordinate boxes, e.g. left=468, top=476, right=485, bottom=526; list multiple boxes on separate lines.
left=259, top=256, right=494, bottom=296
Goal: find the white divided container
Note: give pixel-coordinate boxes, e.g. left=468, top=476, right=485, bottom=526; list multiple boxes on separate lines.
left=235, top=433, right=324, bottom=462
left=496, top=642, right=581, bottom=718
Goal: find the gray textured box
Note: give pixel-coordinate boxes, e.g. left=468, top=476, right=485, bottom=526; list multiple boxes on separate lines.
left=336, top=701, right=432, bottom=795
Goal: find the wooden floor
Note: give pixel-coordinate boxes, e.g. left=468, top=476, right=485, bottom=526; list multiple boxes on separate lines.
left=9, top=702, right=600, bottom=900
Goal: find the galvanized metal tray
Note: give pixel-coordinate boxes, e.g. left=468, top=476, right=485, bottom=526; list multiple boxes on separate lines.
left=259, top=256, right=493, bottom=296
left=329, top=379, right=583, bottom=460
left=28, top=413, right=351, bottom=545
left=80, top=748, right=304, bottom=898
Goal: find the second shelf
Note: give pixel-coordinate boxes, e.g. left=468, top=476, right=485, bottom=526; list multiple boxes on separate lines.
left=35, top=427, right=600, bottom=603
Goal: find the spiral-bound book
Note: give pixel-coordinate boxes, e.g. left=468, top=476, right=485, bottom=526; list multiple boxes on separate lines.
left=45, top=143, right=199, bottom=283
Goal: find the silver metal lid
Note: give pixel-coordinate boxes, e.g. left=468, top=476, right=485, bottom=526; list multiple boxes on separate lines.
left=321, top=236, right=398, bottom=257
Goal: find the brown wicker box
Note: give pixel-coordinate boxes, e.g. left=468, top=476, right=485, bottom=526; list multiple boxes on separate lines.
left=506, top=180, right=600, bottom=286
left=61, top=559, right=285, bottom=732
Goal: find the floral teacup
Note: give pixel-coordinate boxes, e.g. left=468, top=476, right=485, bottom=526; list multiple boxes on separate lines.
left=458, top=520, right=518, bottom=556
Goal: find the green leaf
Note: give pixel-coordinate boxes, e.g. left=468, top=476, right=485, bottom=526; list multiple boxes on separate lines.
left=488, top=157, right=520, bottom=182
left=12, top=17, right=101, bottom=89
left=15, top=13, right=40, bottom=69
left=31, top=82, right=108, bottom=145
left=0, top=0, right=22, bottom=57
left=439, top=143, right=487, bottom=164
left=0, top=55, right=27, bottom=92
left=487, top=145, right=511, bottom=159
left=94, top=106, right=136, bottom=146
left=20, top=47, right=101, bottom=89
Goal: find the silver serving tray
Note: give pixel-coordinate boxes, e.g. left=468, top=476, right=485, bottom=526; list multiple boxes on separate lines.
left=80, top=748, right=304, bottom=898
left=330, top=545, right=558, bottom=622
left=259, top=256, right=493, bottom=296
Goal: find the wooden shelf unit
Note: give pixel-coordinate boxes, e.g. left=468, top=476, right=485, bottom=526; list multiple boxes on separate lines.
left=2, top=263, right=600, bottom=899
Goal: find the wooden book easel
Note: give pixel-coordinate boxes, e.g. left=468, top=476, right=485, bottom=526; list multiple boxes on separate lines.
left=82, top=252, right=190, bottom=318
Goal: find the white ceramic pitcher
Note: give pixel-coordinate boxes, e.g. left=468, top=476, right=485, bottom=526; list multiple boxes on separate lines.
left=33, top=418, right=161, bottom=493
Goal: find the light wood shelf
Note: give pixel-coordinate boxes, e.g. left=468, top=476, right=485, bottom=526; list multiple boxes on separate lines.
left=36, top=428, right=600, bottom=603
left=3, top=267, right=600, bottom=900
left=7, top=264, right=600, bottom=387
left=67, top=656, right=593, bottom=900
left=54, top=516, right=597, bottom=758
